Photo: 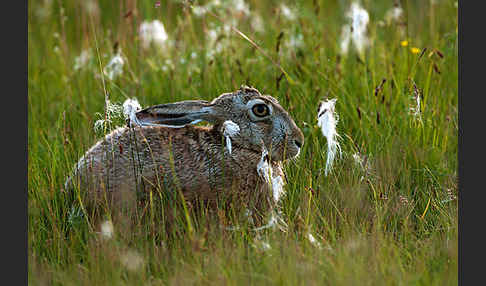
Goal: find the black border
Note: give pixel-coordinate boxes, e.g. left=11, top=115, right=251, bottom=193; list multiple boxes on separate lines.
left=6, top=0, right=28, bottom=284
left=459, top=1, right=480, bottom=285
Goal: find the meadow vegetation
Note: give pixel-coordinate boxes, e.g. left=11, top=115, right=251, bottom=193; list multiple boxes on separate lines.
left=28, top=0, right=458, bottom=284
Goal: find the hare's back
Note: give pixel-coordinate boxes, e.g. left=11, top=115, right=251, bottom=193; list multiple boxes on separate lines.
left=72, top=125, right=218, bottom=195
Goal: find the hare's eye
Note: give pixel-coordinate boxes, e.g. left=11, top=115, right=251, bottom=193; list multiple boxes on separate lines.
left=252, top=104, right=270, bottom=117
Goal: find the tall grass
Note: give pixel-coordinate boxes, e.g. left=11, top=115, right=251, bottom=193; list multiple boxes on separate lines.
left=28, top=0, right=458, bottom=285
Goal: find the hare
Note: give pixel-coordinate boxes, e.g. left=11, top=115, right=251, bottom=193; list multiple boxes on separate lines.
left=66, top=86, right=304, bottom=225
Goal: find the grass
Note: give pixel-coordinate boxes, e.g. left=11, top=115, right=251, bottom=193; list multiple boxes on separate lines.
left=28, top=0, right=458, bottom=285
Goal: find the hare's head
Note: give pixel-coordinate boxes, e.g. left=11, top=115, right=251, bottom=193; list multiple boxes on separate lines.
left=136, top=86, right=304, bottom=161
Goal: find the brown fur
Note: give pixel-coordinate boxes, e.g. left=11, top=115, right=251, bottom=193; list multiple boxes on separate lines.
left=67, top=86, right=303, bottom=226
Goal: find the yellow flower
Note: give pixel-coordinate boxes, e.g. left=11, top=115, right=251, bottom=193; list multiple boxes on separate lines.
left=410, top=47, right=421, bottom=54
left=400, top=40, right=408, bottom=47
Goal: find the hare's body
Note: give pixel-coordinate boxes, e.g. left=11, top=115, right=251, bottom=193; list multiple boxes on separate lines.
left=72, top=124, right=282, bottom=213
left=68, top=86, right=302, bottom=223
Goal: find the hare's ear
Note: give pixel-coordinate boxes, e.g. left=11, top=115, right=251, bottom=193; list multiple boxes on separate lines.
left=135, top=100, right=221, bottom=128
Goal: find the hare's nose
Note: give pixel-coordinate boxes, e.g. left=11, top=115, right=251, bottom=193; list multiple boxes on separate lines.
left=294, top=139, right=302, bottom=148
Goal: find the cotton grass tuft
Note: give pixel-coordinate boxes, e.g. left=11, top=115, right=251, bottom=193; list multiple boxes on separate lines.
left=307, top=232, right=322, bottom=249
left=73, top=49, right=91, bottom=71
left=103, top=53, right=124, bottom=80
left=410, top=81, right=423, bottom=122
left=340, top=2, right=370, bottom=57
left=222, top=120, right=240, bottom=154
left=317, top=98, right=342, bottom=176
left=100, top=220, right=114, bottom=240
left=385, top=5, right=403, bottom=24
left=254, top=145, right=288, bottom=232
left=256, top=145, right=285, bottom=203
left=139, top=20, right=169, bottom=50
left=93, top=100, right=123, bottom=132
left=123, top=98, right=142, bottom=127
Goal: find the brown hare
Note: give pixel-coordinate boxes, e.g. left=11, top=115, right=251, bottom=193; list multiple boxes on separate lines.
left=66, top=86, right=304, bottom=225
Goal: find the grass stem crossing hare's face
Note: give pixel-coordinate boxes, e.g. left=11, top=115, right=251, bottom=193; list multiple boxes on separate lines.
left=67, top=86, right=303, bottom=217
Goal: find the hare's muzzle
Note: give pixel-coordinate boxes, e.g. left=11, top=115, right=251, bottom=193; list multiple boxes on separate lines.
left=290, top=128, right=304, bottom=157
left=279, top=127, right=304, bottom=160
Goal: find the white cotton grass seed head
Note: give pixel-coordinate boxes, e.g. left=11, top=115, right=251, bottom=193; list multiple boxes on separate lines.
left=222, top=120, right=240, bottom=154
left=340, top=2, right=370, bottom=57
left=307, top=232, right=322, bottom=249
left=100, top=220, right=114, bottom=239
left=139, top=20, right=168, bottom=50
left=280, top=4, right=296, bottom=21
left=257, top=145, right=271, bottom=183
left=271, top=175, right=285, bottom=202
left=251, top=14, right=265, bottom=33
left=73, top=49, right=91, bottom=71
left=103, top=53, right=124, bottom=80
left=94, top=119, right=107, bottom=132
left=317, top=98, right=342, bottom=176
left=352, top=152, right=363, bottom=167
left=384, top=6, right=403, bottom=24
left=82, top=0, right=100, bottom=17
left=409, top=81, right=422, bottom=121
left=93, top=100, right=123, bottom=132
left=255, top=144, right=286, bottom=204
left=106, top=100, right=124, bottom=117
left=231, top=0, right=250, bottom=16
left=410, top=94, right=422, bottom=121
left=253, top=212, right=288, bottom=232
left=123, top=98, right=142, bottom=127
left=349, top=2, right=370, bottom=56
left=192, top=5, right=207, bottom=17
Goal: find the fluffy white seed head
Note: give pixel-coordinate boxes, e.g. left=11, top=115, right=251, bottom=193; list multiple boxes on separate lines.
left=253, top=212, right=288, bottom=232
left=222, top=120, right=240, bottom=154
left=352, top=152, right=363, bottom=166
left=100, top=220, right=114, bottom=239
left=256, top=145, right=286, bottom=203
left=385, top=6, right=403, bottom=24
left=340, top=2, right=370, bottom=57
left=192, top=5, right=207, bottom=17
left=410, top=82, right=422, bottom=121
left=73, top=49, right=91, bottom=71
left=139, top=20, right=168, bottom=50
left=307, top=233, right=322, bottom=248
left=231, top=0, right=250, bottom=16
left=103, top=53, right=124, bottom=80
left=93, top=100, right=123, bottom=132
left=280, top=4, right=296, bottom=21
left=257, top=145, right=271, bottom=182
left=410, top=94, right=422, bottom=121
left=348, top=3, right=370, bottom=55
left=123, top=98, right=142, bottom=127
left=272, top=175, right=285, bottom=202
left=251, top=14, right=265, bottom=32
left=222, top=120, right=240, bottom=137
left=317, top=98, right=342, bottom=176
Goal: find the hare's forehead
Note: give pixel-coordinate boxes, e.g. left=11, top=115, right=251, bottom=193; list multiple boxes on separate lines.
left=214, top=93, right=287, bottom=115
left=226, top=94, right=281, bottom=107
